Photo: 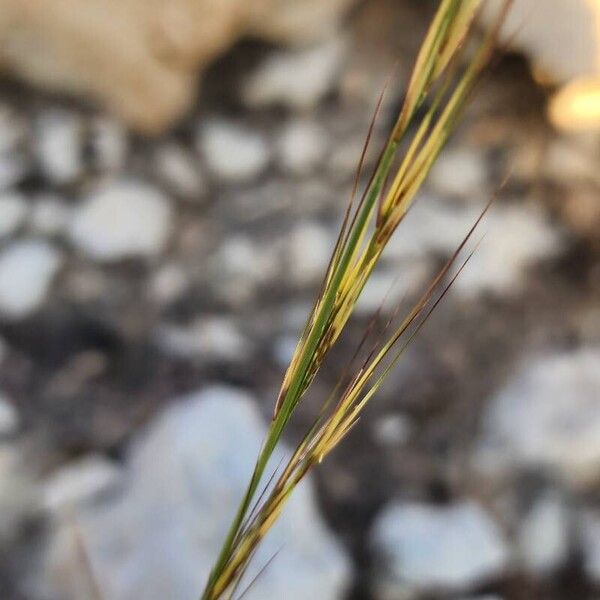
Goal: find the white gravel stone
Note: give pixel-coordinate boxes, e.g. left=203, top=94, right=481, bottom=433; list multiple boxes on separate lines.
left=384, top=198, right=563, bottom=297
left=216, top=236, right=265, bottom=278
left=46, top=386, right=352, bottom=600
left=155, top=144, right=207, bottom=199
left=456, top=206, right=563, bottom=297
left=43, top=455, right=123, bottom=513
left=370, top=501, right=509, bottom=598
left=277, top=119, right=327, bottom=175
left=475, top=347, right=600, bottom=488
left=455, top=204, right=563, bottom=297
left=355, top=261, right=431, bottom=316
left=287, top=221, right=333, bottom=285
left=372, top=414, right=412, bottom=447
left=0, top=394, right=18, bottom=436
left=213, top=234, right=281, bottom=303
left=149, top=263, right=189, bottom=305
left=518, top=492, right=571, bottom=577
left=0, top=192, right=27, bottom=238
left=70, top=181, right=173, bottom=261
left=89, top=117, right=128, bottom=173
left=156, top=317, right=250, bottom=362
left=428, top=148, right=487, bottom=198
left=36, top=110, right=82, bottom=184
left=0, top=445, right=37, bottom=542
left=273, top=334, right=299, bottom=368
left=29, top=194, right=71, bottom=236
left=382, top=196, right=481, bottom=261
left=199, top=120, right=270, bottom=183
left=243, top=35, right=347, bottom=110
left=0, top=240, right=62, bottom=319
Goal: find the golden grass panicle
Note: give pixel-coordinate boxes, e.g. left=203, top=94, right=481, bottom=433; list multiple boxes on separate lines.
left=201, top=2, right=510, bottom=598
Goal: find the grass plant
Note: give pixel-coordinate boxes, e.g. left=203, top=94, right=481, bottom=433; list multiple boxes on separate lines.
left=201, top=2, right=510, bottom=598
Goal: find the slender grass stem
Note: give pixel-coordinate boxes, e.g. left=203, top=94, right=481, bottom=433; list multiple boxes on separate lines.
left=200, top=2, right=510, bottom=597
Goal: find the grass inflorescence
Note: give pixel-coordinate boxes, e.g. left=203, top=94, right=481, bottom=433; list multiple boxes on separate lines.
left=201, top=1, right=510, bottom=598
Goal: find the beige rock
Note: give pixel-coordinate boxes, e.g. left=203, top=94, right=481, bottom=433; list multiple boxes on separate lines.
left=485, top=0, right=600, bottom=82
left=0, top=0, right=355, bottom=134
left=250, top=0, right=357, bottom=45
left=484, top=0, right=600, bottom=131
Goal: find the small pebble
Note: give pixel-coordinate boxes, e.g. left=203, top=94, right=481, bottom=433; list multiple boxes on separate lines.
left=518, top=492, right=571, bottom=577
left=243, top=35, right=347, bottom=110
left=89, top=117, right=128, bottom=172
left=198, top=120, right=270, bottom=183
left=370, top=500, right=509, bottom=597
left=475, top=347, right=600, bottom=489
left=286, top=221, right=332, bottom=285
left=155, top=143, right=207, bottom=200
left=273, top=335, right=299, bottom=368
left=213, top=235, right=280, bottom=303
left=149, top=263, right=189, bottom=304
left=70, top=180, right=173, bottom=261
left=428, top=148, right=487, bottom=198
left=277, top=119, right=327, bottom=176
left=372, top=414, right=412, bottom=447
left=0, top=239, right=62, bottom=320
left=355, top=261, right=431, bottom=316
left=157, top=317, right=250, bottom=362
left=36, top=109, right=82, bottom=184
left=43, top=455, right=123, bottom=513
left=0, top=192, right=27, bottom=238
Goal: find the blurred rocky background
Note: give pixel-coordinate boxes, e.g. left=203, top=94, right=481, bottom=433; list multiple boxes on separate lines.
left=0, top=1, right=598, bottom=599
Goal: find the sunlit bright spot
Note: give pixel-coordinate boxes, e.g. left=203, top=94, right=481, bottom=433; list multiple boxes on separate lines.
left=549, top=77, right=600, bottom=130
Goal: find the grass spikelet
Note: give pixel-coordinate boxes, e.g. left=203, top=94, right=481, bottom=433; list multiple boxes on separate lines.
left=201, top=2, right=510, bottom=598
